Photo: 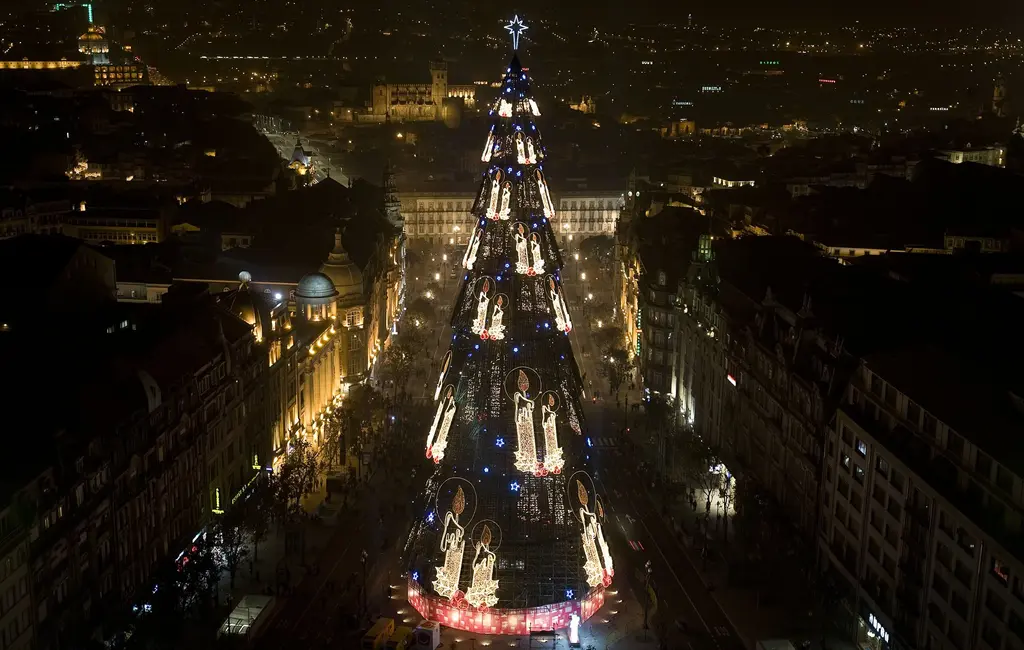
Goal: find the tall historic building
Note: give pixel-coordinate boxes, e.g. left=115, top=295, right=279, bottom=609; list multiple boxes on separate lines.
left=361, top=61, right=477, bottom=124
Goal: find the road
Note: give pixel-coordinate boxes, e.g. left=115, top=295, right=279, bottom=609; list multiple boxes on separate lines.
left=568, top=279, right=745, bottom=650
left=262, top=130, right=349, bottom=185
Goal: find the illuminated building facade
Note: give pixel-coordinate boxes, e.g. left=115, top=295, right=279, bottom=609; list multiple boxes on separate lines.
left=362, top=61, right=477, bottom=123
left=93, top=64, right=147, bottom=88
left=399, top=189, right=621, bottom=247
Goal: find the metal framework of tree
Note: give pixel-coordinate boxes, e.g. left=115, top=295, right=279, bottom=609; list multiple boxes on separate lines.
left=405, top=51, right=612, bottom=611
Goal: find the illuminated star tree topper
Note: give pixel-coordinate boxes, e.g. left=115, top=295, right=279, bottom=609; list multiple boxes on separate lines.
left=504, top=15, right=528, bottom=51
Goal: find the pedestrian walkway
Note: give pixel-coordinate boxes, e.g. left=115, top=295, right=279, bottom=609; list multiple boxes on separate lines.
left=217, top=469, right=373, bottom=613
left=589, top=436, right=619, bottom=449
left=640, top=482, right=858, bottom=650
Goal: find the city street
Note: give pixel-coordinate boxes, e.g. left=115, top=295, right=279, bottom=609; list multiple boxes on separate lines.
left=262, top=129, right=349, bottom=185
left=567, top=282, right=746, bottom=650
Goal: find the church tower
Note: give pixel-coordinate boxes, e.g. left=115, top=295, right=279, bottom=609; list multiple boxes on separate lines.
left=430, top=61, right=448, bottom=121
left=383, top=161, right=403, bottom=229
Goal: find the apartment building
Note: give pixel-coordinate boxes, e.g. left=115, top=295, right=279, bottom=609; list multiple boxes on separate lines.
left=823, top=345, right=1024, bottom=650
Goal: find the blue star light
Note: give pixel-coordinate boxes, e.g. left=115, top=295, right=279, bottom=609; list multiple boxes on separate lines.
left=510, top=481, right=521, bottom=492
left=565, top=588, right=574, bottom=599
left=412, top=571, right=420, bottom=581
left=496, top=437, right=505, bottom=448
left=427, top=510, right=435, bottom=524
left=504, top=15, right=528, bottom=51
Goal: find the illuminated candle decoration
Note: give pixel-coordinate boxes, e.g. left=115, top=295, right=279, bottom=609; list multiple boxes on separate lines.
left=512, top=370, right=539, bottom=474
left=548, top=277, right=572, bottom=333
left=536, top=169, right=556, bottom=220
left=464, top=523, right=500, bottom=608
left=426, top=386, right=456, bottom=462
left=516, top=132, right=528, bottom=164
left=529, top=232, right=545, bottom=275
left=514, top=223, right=530, bottom=274
left=481, top=130, right=495, bottom=162
left=577, top=480, right=605, bottom=588
left=434, top=350, right=452, bottom=402
left=497, top=181, right=511, bottom=220
left=434, top=486, right=467, bottom=600
left=487, top=171, right=502, bottom=220
left=569, top=613, right=580, bottom=644
left=498, top=99, right=513, bottom=118
left=463, top=227, right=483, bottom=270
left=529, top=98, right=541, bottom=117
left=595, top=499, right=614, bottom=583
left=471, top=278, right=492, bottom=336
left=541, top=393, right=563, bottom=474
left=488, top=295, right=507, bottom=341
left=526, top=137, right=538, bottom=163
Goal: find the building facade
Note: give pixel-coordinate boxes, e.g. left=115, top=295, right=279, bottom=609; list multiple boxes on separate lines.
left=399, top=189, right=622, bottom=246
left=363, top=62, right=476, bottom=123
left=822, top=352, right=1024, bottom=650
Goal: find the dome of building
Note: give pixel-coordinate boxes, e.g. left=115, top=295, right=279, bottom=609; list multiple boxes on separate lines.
left=320, top=229, right=363, bottom=300
left=295, top=272, right=339, bottom=302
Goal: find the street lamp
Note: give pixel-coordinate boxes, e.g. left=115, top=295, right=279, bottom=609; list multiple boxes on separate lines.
left=434, top=273, right=441, bottom=281
left=580, top=272, right=587, bottom=281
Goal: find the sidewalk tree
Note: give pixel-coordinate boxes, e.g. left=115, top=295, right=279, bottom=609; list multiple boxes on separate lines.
left=378, top=337, right=417, bottom=401
left=242, top=481, right=272, bottom=563
left=212, top=506, right=250, bottom=590
left=599, top=343, right=634, bottom=395
left=579, top=235, right=615, bottom=272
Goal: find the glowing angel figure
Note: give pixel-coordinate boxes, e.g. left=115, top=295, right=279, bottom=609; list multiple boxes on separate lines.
left=577, top=480, right=605, bottom=588
left=536, top=170, right=556, bottom=220
left=433, top=351, right=451, bottom=402
left=548, top=277, right=572, bottom=333
left=595, top=499, right=614, bottom=584
left=463, top=524, right=499, bottom=609
left=463, top=227, right=482, bottom=270
left=433, top=486, right=467, bottom=600
left=529, top=232, right=545, bottom=275
left=497, top=182, right=512, bottom=221
left=487, top=171, right=502, bottom=220
left=488, top=295, right=506, bottom=341
left=541, top=394, right=563, bottom=475
left=512, top=370, right=539, bottom=475
left=529, top=99, right=541, bottom=116
left=498, top=99, right=513, bottom=118
left=481, top=130, right=495, bottom=163
left=525, top=137, right=538, bottom=164
left=516, top=133, right=527, bottom=165
left=514, top=224, right=530, bottom=274
left=471, top=278, right=491, bottom=335
left=425, top=386, right=456, bottom=462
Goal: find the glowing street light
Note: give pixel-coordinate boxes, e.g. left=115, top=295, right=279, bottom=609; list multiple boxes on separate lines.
left=442, top=253, right=448, bottom=261
left=598, top=320, right=604, bottom=328
left=574, top=253, right=580, bottom=261
left=581, top=272, right=587, bottom=281
left=434, top=273, right=441, bottom=281
left=587, top=292, right=593, bottom=300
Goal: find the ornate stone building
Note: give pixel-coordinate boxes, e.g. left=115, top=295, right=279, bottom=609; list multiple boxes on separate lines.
left=360, top=62, right=477, bottom=123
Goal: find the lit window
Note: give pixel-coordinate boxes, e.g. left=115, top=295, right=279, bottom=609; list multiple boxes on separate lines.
left=841, top=453, right=850, bottom=469
left=856, top=439, right=867, bottom=457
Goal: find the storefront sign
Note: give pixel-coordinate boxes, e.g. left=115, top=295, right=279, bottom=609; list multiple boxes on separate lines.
left=868, top=612, right=890, bottom=644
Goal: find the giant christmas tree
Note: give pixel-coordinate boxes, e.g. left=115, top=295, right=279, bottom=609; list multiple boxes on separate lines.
left=404, top=17, right=614, bottom=636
